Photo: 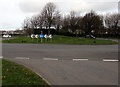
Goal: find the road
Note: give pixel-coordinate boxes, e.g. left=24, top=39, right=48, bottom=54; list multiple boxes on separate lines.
left=2, top=43, right=119, bottom=85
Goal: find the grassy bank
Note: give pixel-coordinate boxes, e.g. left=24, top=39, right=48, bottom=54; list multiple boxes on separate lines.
left=2, top=59, right=49, bottom=86
left=2, top=35, right=118, bottom=45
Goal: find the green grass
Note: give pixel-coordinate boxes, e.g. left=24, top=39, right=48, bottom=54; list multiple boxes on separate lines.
left=2, top=35, right=118, bottom=45
left=2, top=59, right=49, bottom=86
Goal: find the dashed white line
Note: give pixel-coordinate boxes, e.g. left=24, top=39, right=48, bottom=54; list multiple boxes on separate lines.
left=103, top=59, right=119, bottom=62
left=43, top=58, right=58, bottom=61
left=73, top=59, right=88, bottom=61
left=15, top=57, right=30, bottom=59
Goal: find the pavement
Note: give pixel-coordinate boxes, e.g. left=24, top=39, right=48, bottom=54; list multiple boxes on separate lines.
left=2, top=43, right=119, bottom=85
left=97, top=38, right=119, bottom=42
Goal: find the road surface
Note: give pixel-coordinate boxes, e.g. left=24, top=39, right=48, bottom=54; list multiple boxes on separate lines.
left=2, top=43, right=119, bottom=85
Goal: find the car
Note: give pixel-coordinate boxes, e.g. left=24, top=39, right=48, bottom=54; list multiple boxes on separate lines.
left=85, top=35, right=96, bottom=39
left=2, top=34, right=11, bottom=38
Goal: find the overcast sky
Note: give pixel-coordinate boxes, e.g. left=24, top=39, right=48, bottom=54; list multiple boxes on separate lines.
left=0, top=0, right=119, bottom=31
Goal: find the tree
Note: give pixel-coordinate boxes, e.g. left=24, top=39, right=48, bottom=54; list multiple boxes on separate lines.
left=41, top=2, right=56, bottom=35
left=23, top=17, right=32, bottom=35
left=69, top=11, right=78, bottom=33
left=81, top=11, right=103, bottom=35
left=23, top=17, right=31, bottom=29
left=69, top=11, right=81, bottom=35
left=61, top=16, right=69, bottom=32
left=54, top=11, right=61, bottom=32
left=105, top=13, right=120, bottom=36
left=37, top=14, right=44, bottom=29
left=30, top=16, right=39, bottom=29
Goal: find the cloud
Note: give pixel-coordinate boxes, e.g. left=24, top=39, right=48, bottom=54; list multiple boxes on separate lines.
left=19, top=0, right=61, bottom=13
left=19, top=0, right=46, bottom=13
left=19, top=0, right=118, bottom=13
left=0, top=0, right=119, bottom=30
left=72, top=2, right=117, bottom=13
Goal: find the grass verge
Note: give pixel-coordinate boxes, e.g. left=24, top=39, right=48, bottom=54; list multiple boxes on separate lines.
left=2, top=35, right=118, bottom=45
left=2, top=59, right=49, bottom=86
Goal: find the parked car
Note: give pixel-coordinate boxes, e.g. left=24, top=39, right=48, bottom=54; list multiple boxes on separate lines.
left=85, top=35, right=96, bottom=39
left=2, top=34, right=11, bottom=38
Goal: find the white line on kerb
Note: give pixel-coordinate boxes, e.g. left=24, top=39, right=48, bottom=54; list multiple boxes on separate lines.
left=15, top=57, right=30, bottom=59
left=103, top=59, right=119, bottom=62
left=36, top=72, right=51, bottom=85
left=43, top=58, right=58, bottom=61
left=73, top=59, right=88, bottom=61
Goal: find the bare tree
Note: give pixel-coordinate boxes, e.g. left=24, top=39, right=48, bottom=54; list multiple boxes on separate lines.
left=81, top=11, right=103, bottom=35
left=30, top=16, right=39, bottom=29
left=41, top=2, right=56, bottom=35
left=37, top=14, right=44, bottom=29
left=60, top=11, right=82, bottom=36
left=23, top=17, right=32, bottom=35
left=23, top=17, right=31, bottom=29
left=105, top=13, right=120, bottom=35
left=69, top=11, right=80, bottom=34
left=61, top=16, right=70, bottom=32
left=54, top=11, right=61, bottom=31
left=23, top=2, right=114, bottom=37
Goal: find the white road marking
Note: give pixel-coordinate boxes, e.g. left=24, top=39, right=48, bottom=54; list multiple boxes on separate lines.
left=36, top=72, right=51, bottom=85
left=73, top=59, right=88, bottom=61
left=103, top=59, right=119, bottom=62
left=15, top=57, right=30, bottom=59
left=0, top=56, right=3, bottom=59
left=43, top=58, right=58, bottom=61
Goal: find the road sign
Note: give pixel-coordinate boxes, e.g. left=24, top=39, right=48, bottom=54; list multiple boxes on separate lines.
left=35, top=35, right=39, bottom=38
left=40, top=34, right=44, bottom=38
left=44, top=34, right=48, bottom=38
left=31, top=34, right=34, bottom=38
left=48, top=34, right=52, bottom=38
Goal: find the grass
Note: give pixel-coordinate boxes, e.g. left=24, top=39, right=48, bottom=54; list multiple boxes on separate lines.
left=2, top=35, right=118, bottom=45
left=2, top=59, right=49, bottom=86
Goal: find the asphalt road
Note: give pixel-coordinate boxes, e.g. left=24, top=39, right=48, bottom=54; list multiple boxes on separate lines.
left=2, top=43, right=119, bottom=85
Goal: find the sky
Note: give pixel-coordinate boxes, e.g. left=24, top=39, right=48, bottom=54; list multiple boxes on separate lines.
left=0, top=0, right=119, bottom=31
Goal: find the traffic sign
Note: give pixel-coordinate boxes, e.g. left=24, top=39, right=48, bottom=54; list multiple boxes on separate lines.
left=48, top=34, right=52, bottom=38
left=35, top=35, right=39, bottom=38
left=44, top=34, right=48, bottom=38
left=40, top=34, right=44, bottom=38
left=31, top=34, right=34, bottom=38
